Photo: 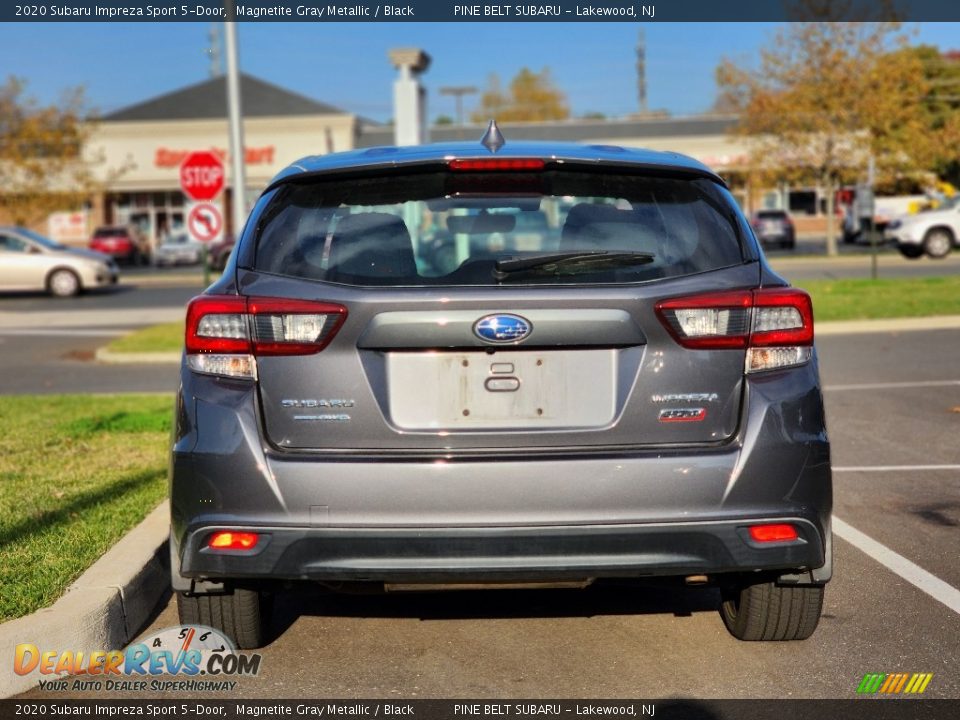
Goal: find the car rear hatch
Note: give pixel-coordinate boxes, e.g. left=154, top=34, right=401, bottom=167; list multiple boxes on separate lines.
left=189, top=159, right=807, bottom=453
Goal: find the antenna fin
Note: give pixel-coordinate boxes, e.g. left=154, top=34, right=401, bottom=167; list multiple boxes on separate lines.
left=480, top=120, right=505, bottom=154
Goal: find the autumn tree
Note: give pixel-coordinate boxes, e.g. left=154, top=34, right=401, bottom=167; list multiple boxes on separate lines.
left=0, top=77, right=104, bottom=226
left=471, top=68, right=570, bottom=123
left=902, top=45, right=960, bottom=186
left=716, top=23, right=936, bottom=255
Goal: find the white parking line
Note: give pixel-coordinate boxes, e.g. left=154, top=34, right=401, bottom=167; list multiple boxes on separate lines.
left=833, top=516, right=960, bottom=616
left=824, top=380, right=960, bottom=391
left=834, top=465, right=960, bottom=473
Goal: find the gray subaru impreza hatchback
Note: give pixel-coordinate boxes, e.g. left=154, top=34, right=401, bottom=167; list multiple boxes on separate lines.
left=170, top=129, right=831, bottom=648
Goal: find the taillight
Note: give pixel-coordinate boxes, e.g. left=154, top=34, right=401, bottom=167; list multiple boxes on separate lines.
left=185, top=295, right=347, bottom=379
left=655, top=288, right=813, bottom=373
left=448, top=158, right=545, bottom=171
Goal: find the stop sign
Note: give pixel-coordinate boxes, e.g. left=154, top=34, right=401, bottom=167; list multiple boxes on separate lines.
left=180, top=151, right=224, bottom=202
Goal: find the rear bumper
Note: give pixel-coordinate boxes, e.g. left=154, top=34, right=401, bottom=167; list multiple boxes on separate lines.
left=178, top=516, right=827, bottom=584
left=171, top=355, right=833, bottom=587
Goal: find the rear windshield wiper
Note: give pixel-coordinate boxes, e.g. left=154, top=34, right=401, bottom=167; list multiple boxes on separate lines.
left=493, top=251, right=655, bottom=281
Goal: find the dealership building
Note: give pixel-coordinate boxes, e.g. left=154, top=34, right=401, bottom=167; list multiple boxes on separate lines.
left=82, top=74, right=357, bottom=248
left=71, top=73, right=809, bottom=248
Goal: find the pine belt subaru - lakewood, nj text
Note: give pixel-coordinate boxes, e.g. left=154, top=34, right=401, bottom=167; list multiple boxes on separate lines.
left=170, top=127, right=832, bottom=648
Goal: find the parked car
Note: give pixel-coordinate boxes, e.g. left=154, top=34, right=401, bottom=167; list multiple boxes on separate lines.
left=171, top=131, right=832, bottom=648
left=0, top=226, right=118, bottom=297
left=751, top=209, right=796, bottom=250
left=154, top=233, right=205, bottom=266
left=89, top=225, right=147, bottom=265
left=885, top=196, right=960, bottom=259
left=206, top=235, right=236, bottom=271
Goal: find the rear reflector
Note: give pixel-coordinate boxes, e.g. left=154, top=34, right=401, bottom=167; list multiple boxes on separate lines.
left=207, top=531, right=259, bottom=551
left=448, top=158, right=545, bottom=171
left=655, top=288, right=814, bottom=373
left=748, top=524, right=799, bottom=543
left=185, top=295, right=347, bottom=379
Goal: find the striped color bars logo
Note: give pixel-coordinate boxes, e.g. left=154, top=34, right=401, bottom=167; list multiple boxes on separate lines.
left=857, top=672, right=934, bottom=694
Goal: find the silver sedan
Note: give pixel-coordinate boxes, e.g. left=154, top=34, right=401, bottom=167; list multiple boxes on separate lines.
left=0, top=226, right=118, bottom=297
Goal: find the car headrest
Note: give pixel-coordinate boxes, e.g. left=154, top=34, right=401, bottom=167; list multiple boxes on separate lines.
left=560, top=202, right=671, bottom=259
left=326, top=212, right=417, bottom=283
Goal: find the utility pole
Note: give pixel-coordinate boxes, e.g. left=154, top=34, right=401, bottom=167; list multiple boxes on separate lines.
left=636, top=28, right=648, bottom=115
left=439, top=86, right=478, bottom=127
left=224, top=2, right=247, bottom=253
left=207, top=23, right=222, bottom=78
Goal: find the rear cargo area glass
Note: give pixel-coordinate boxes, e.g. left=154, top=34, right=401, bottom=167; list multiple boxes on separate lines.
left=254, top=170, right=745, bottom=286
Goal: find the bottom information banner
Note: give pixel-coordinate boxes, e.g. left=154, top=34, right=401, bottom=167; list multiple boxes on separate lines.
left=1, top=699, right=959, bottom=720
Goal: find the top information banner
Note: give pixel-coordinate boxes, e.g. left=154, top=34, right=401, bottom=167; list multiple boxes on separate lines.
left=6, top=0, right=960, bottom=23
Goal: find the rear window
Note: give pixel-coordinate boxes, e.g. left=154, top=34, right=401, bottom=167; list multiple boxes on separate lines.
left=756, top=210, right=788, bottom=219
left=253, top=170, right=746, bottom=286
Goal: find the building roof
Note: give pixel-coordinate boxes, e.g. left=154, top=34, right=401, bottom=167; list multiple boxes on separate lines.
left=355, top=115, right=739, bottom=147
left=268, top=140, right=722, bottom=188
left=103, top=74, right=349, bottom=122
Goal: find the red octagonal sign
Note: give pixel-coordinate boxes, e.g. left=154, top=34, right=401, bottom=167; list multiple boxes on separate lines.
left=179, top=151, right=224, bottom=202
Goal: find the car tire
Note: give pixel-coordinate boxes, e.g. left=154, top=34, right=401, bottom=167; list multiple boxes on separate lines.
left=923, top=228, right=953, bottom=259
left=719, top=580, right=823, bottom=641
left=176, top=589, right=268, bottom=649
left=47, top=269, right=81, bottom=298
left=898, top=244, right=924, bottom=259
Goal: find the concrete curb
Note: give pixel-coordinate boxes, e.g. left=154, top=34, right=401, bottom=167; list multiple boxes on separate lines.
left=95, top=347, right=182, bottom=365
left=0, top=504, right=169, bottom=698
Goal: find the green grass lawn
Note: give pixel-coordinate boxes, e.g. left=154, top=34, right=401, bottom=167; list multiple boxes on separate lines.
left=0, top=394, right=173, bottom=622
left=106, top=321, right=183, bottom=353
left=800, top=276, right=960, bottom=322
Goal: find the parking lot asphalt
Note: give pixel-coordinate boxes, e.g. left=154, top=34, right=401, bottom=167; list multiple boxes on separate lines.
left=15, top=327, right=959, bottom=700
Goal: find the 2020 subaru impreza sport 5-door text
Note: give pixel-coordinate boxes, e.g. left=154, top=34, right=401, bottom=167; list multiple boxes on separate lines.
left=170, top=133, right=832, bottom=648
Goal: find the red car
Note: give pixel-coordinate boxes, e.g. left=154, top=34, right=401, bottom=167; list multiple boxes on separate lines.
left=89, top=226, right=145, bottom=264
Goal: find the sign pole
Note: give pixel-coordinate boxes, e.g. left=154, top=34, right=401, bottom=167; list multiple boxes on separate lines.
left=868, top=155, right=878, bottom=281
left=202, top=244, right=210, bottom=288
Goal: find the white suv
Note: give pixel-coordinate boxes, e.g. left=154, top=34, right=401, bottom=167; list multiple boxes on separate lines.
left=884, top=198, right=960, bottom=259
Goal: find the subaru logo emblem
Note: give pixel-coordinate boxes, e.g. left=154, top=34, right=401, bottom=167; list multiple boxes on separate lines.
left=473, top=314, right=532, bottom=343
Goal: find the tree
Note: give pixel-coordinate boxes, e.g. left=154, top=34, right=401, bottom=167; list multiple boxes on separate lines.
left=434, top=115, right=455, bottom=126
left=716, top=23, right=936, bottom=255
left=901, top=45, right=960, bottom=186
left=0, top=77, right=105, bottom=226
left=471, top=68, right=569, bottom=123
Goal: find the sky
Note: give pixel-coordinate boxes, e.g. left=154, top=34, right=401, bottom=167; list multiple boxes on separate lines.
left=3, top=21, right=960, bottom=123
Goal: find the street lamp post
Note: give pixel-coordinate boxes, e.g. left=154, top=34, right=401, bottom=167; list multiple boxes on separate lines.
left=224, top=1, right=247, bottom=270
left=439, top=86, right=478, bottom=128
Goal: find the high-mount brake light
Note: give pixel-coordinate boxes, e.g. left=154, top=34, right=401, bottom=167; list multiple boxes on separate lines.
left=448, top=158, right=545, bottom=171
left=655, top=288, right=814, bottom=373
left=184, top=295, right=347, bottom=379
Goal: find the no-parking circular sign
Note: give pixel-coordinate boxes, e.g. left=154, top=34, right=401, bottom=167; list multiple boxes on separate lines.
left=187, top=202, right=223, bottom=244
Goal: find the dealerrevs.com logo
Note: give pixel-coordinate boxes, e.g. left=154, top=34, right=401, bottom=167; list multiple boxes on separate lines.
left=14, top=625, right=262, bottom=693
